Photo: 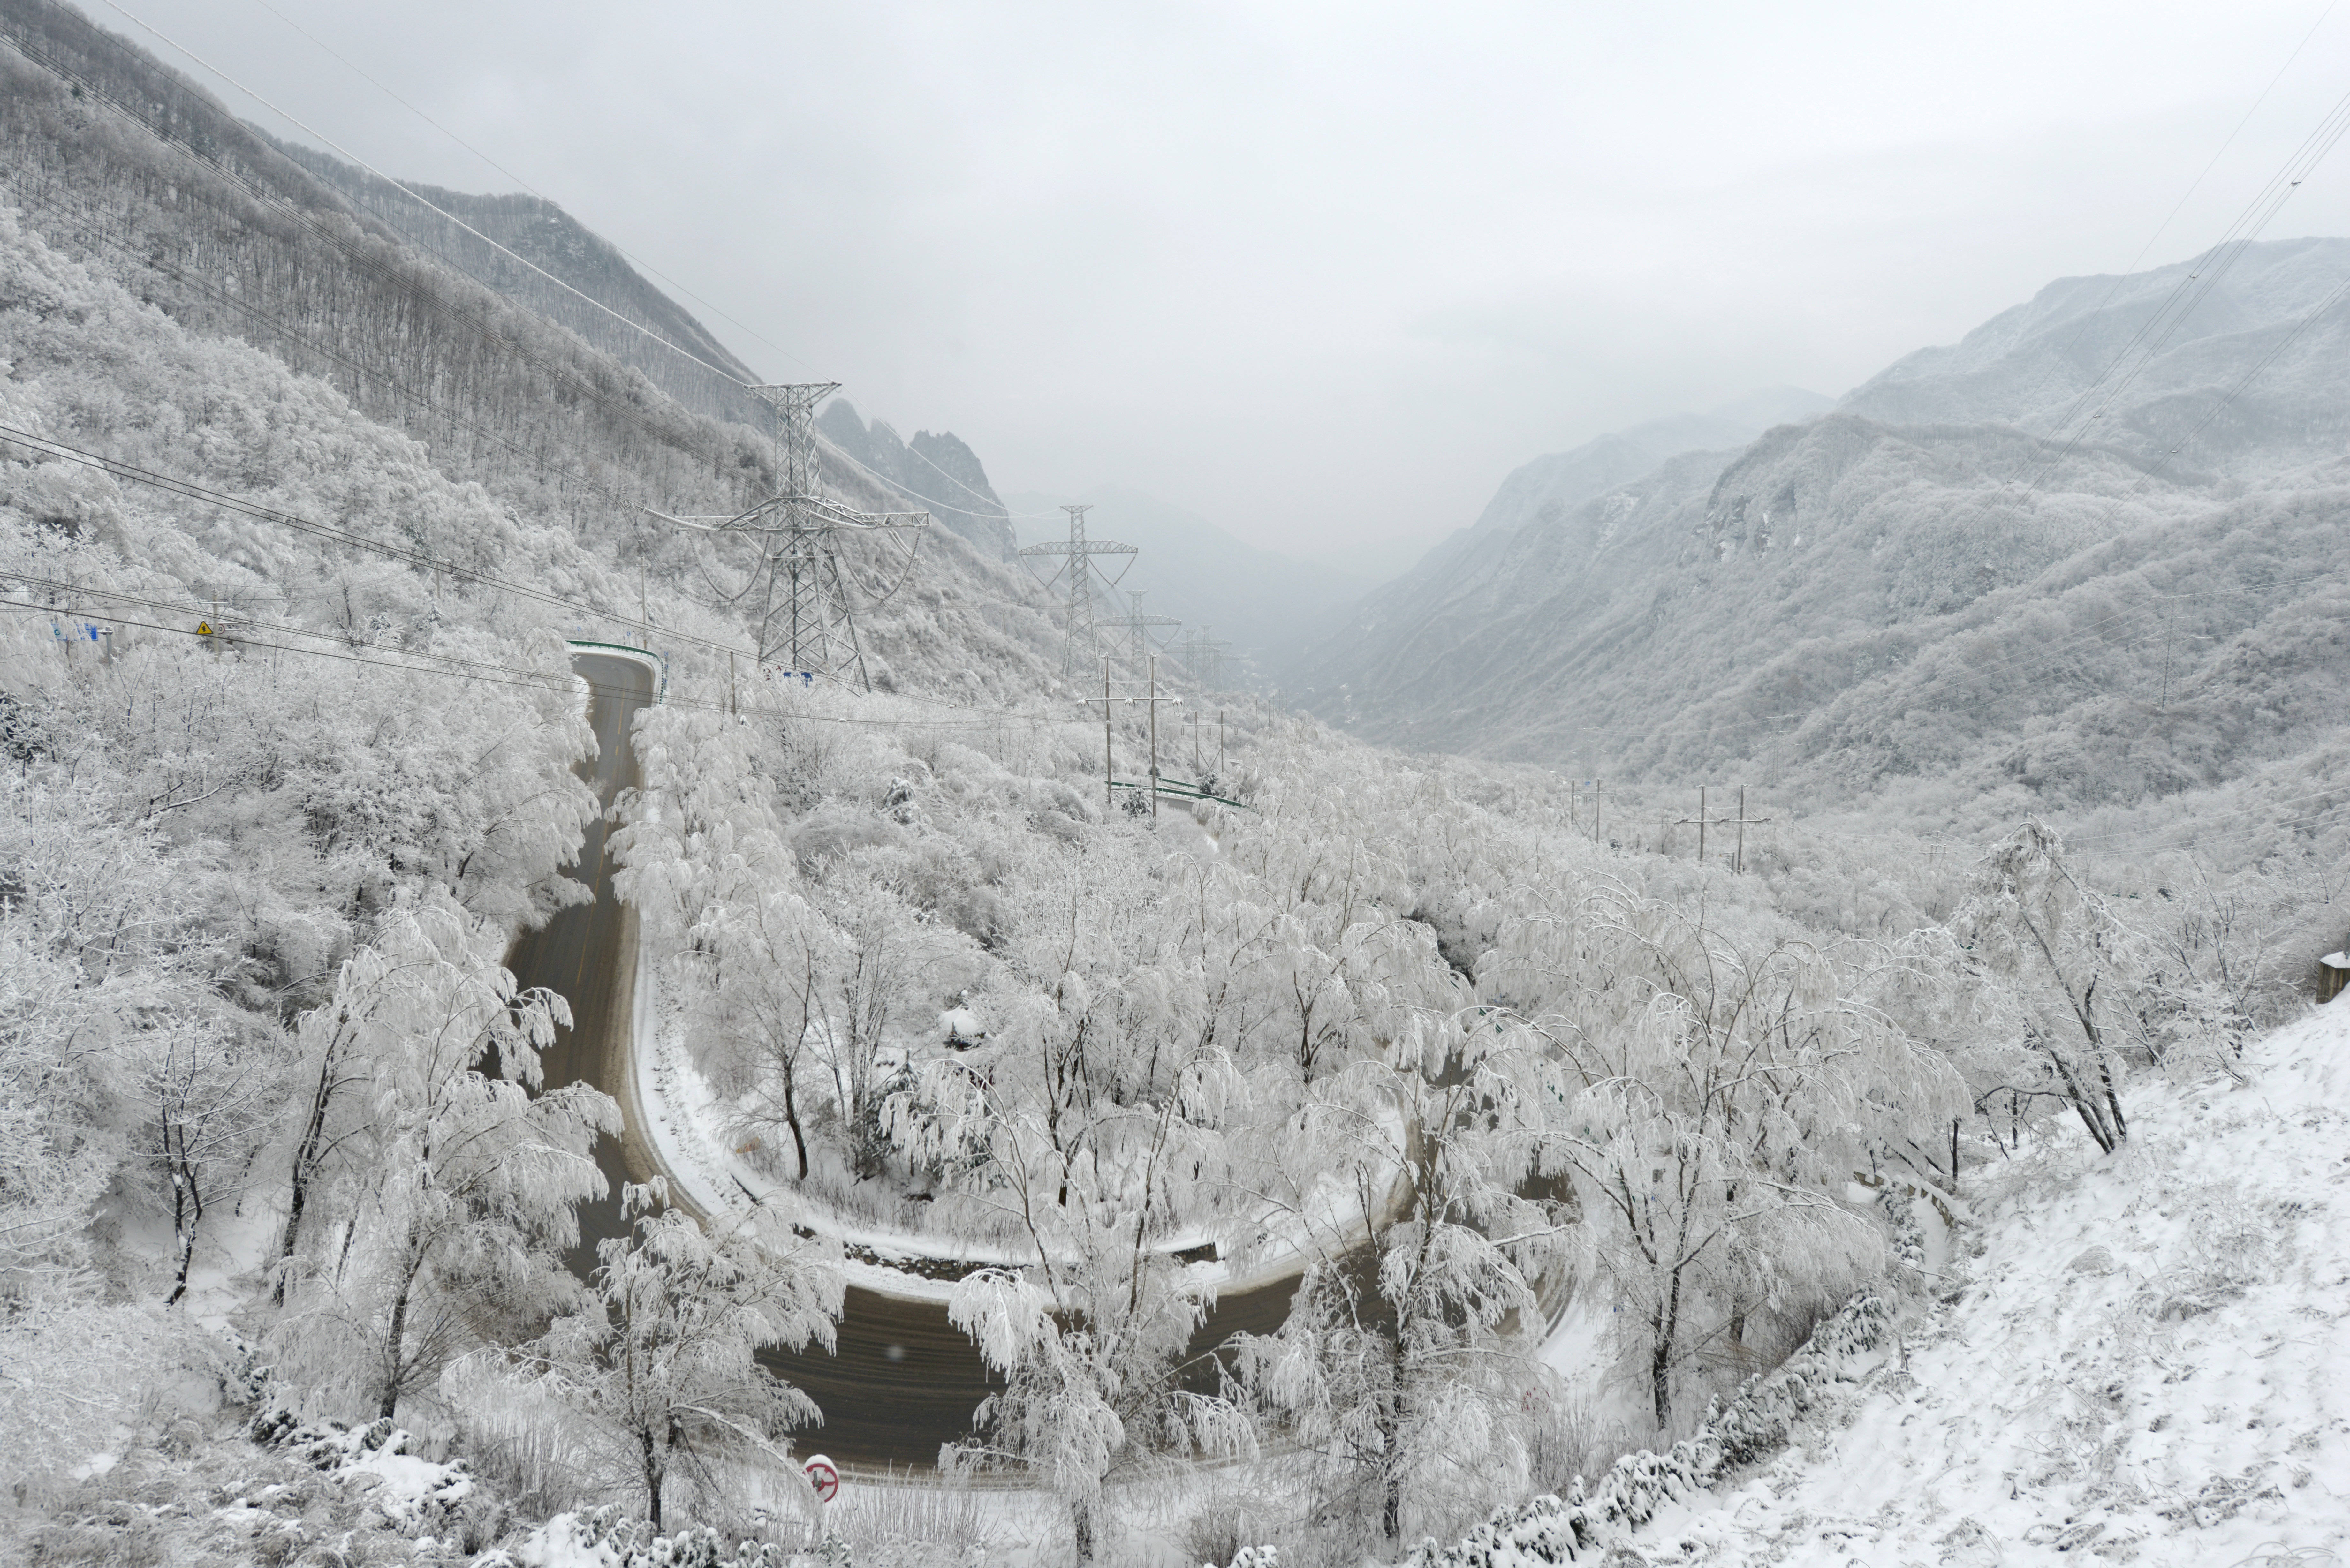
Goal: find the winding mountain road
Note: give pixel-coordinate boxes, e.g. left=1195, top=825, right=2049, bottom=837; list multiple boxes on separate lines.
left=505, top=649, right=1306, bottom=1468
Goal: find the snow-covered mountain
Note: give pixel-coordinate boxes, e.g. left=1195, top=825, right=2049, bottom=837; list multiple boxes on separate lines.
left=1296, top=245, right=2350, bottom=825
left=277, top=140, right=766, bottom=428
left=275, top=141, right=1021, bottom=561
left=1292, top=388, right=1831, bottom=717
left=821, top=398, right=1019, bottom=560
left=1844, top=235, right=2350, bottom=476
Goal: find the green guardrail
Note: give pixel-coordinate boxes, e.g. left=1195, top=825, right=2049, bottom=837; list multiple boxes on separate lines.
left=1109, top=777, right=1252, bottom=811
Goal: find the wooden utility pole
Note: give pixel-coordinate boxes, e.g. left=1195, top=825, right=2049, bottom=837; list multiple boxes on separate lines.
left=1074, top=658, right=1182, bottom=820
left=1729, top=787, right=1772, bottom=874
left=1677, top=787, right=1772, bottom=871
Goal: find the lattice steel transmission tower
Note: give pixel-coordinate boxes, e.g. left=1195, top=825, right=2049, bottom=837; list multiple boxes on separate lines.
left=651, top=381, right=928, bottom=689
left=1179, top=625, right=1229, bottom=691
left=1019, top=504, right=1137, bottom=677
left=1120, top=589, right=1182, bottom=672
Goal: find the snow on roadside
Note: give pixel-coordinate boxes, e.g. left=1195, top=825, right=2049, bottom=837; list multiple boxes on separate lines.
left=631, top=931, right=1383, bottom=1304
left=1605, top=1001, right=2350, bottom=1566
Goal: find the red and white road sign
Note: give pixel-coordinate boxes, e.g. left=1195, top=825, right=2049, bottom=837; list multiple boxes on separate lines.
left=802, top=1454, right=840, bottom=1504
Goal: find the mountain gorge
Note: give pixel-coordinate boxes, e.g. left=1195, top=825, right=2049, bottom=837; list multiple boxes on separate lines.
left=1300, top=241, right=2350, bottom=834
left=5, top=3, right=2349, bottom=1565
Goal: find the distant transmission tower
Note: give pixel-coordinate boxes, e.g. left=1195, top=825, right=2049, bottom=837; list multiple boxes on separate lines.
left=1019, top=504, right=1137, bottom=677
left=650, top=381, right=928, bottom=689
left=1180, top=625, right=1229, bottom=691
left=1120, top=589, right=1182, bottom=672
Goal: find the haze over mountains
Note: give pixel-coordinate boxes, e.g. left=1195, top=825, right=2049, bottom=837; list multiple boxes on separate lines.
left=11, top=3, right=2350, bottom=1563
left=1294, top=238, right=2350, bottom=831
left=269, top=112, right=2350, bottom=844
left=1004, top=484, right=1387, bottom=686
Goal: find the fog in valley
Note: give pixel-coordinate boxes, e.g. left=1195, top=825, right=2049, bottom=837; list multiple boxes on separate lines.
left=5, top=3, right=2350, bottom=1565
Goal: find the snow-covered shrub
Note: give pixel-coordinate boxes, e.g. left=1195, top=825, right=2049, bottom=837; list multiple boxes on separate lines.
left=1391, top=1290, right=1894, bottom=1567
left=491, top=1504, right=844, bottom=1568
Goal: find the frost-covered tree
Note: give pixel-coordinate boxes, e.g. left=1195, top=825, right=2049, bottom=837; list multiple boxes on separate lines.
left=270, top=896, right=619, bottom=1419
left=913, top=948, right=1252, bottom=1563
left=140, top=1016, right=278, bottom=1304
left=1231, top=1006, right=1569, bottom=1546
left=1489, top=887, right=1965, bottom=1428
left=521, top=1181, right=844, bottom=1531
left=1958, top=821, right=2225, bottom=1152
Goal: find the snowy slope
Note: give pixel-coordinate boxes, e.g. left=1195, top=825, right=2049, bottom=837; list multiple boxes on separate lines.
left=1528, top=1001, right=2350, bottom=1566
left=1295, top=241, right=2350, bottom=830
left=1295, top=388, right=1829, bottom=711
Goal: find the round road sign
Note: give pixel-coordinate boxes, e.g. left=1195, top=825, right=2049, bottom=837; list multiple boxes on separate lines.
left=802, top=1454, right=840, bottom=1504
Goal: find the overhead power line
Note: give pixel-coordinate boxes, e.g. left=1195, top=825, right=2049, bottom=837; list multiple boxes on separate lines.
left=2, top=593, right=1064, bottom=732
left=2018, top=80, right=2350, bottom=496
left=232, top=0, right=1070, bottom=526
left=241, top=0, right=821, bottom=379
left=0, top=422, right=752, bottom=662
left=101, top=0, right=756, bottom=394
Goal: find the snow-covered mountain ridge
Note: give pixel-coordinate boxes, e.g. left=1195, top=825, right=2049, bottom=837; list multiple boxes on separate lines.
left=1299, top=240, right=2350, bottom=836
left=1397, top=999, right=2350, bottom=1567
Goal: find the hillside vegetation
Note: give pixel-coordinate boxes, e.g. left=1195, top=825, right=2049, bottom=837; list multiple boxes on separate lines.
left=2, top=4, right=2345, bottom=1566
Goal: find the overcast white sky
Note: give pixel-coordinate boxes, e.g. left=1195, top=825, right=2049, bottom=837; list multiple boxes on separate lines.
left=98, top=0, right=2350, bottom=567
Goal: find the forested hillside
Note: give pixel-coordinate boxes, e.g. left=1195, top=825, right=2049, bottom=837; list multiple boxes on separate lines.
left=1298, top=243, right=2350, bottom=849
left=3, top=4, right=2346, bottom=1566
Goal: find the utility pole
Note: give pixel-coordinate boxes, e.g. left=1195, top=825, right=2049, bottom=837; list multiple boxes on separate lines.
left=1072, top=657, right=1184, bottom=821
left=1019, top=505, right=1138, bottom=678
left=1728, top=786, right=1772, bottom=874
left=1676, top=786, right=1772, bottom=871
left=648, top=382, right=928, bottom=688
left=2159, top=599, right=2176, bottom=708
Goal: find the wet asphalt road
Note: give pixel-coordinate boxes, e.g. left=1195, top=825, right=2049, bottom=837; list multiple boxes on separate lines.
left=504, top=652, right=1305, bottom=1468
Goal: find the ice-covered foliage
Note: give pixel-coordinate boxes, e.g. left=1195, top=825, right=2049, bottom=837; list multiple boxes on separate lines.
left=1373, top=1291, right=1894, bottom=1567
left=268, top=896, right=619, bottom=1421
left=516, top=1181, right=844, bottom=1531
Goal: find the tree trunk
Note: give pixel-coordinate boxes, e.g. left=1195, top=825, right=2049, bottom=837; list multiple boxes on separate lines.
left=642, top=1424, right=664, bottom=1530
left=1652, top=1269, right=1685, bottom=1429
left=1381, top=1328, right=1408, bottom=1540
left=276, top=1037, right=342, bottom=1305
left=378, top=1279, right=412, bottom=1421
left=1073, top=1498, right=1094, bottom=1563
left=784, top=1073, right=809, bottom=1181
left=167, top=1155, right=201, bottom=1307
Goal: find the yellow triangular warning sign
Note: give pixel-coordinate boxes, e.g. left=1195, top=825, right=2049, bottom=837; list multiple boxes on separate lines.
left=196, top=622, right=213, bottom=635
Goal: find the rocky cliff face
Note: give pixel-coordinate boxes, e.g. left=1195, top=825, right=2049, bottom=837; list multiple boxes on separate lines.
left=818, top=400, right=1017, bottom=560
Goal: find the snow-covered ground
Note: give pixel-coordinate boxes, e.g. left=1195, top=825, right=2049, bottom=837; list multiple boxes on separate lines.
left=1596, top=1003, right=2350, bottom=1566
